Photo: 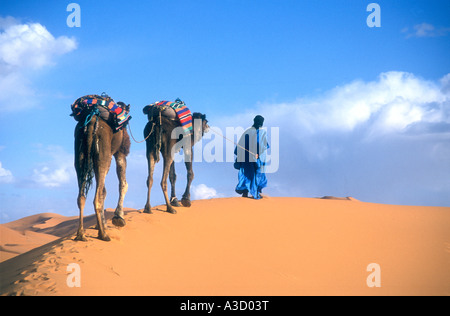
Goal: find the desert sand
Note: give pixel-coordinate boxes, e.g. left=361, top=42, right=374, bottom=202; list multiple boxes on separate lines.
left=0, top=197, right=449, bottom=296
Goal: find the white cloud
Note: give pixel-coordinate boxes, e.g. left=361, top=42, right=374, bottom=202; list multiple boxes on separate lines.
left=0, top=161, right=14, bottom=183
left=0, top=20, right=77, bottom=70
left=192, top=183, right=220, bottom=200
left=33, top=166, right=72, bottom=188
left=0, top=17, right=77, bottom=111
left=403, top=23, right=450, bottom=38
left=0, top=16, right=19, bottom=30
left=31, top=145, right=75, bottom=188
left=254, top=71, right=449, bottom=139
left=215, top=72, right=450, bottom=142
left=441, top=74, right=450, bottom=94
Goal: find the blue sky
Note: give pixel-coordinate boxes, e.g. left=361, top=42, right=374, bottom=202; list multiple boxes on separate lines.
left=1, top=0, right=449, bottom=223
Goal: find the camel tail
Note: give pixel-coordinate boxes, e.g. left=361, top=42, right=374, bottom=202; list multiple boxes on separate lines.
left=79, top=116, right=97, bottom=196
left=144, top=121, right=161, bottom=163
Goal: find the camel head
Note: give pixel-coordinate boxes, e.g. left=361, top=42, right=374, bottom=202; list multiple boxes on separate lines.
left=192, top=112, right=209, bottom=136
left=117, top=102, right=131, bottom=114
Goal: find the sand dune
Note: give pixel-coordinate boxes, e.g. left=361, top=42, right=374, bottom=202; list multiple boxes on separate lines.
left=1, top=212, right=93, bottom=262
left=0, top=225, right=58, bottom=261
left=0, top=197, right=449, bottom=296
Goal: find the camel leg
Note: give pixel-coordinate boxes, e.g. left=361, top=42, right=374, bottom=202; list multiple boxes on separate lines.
left=161, top=155, right=177, bottom=214
left=95, top=187, right=107, bottom=230
left=181, top=150, right=194, bottom=207
left=169, top=162, right=181, bottom=206
left=74, top=149, right=87, bottom=241
left=93, top=174, right=111, bottom=241
left=112, top=152, right=128, bottom=227
left=75, top=189, right=87, bottom=241
left=93, top=155, right=112, bottom=241
left=101, top=187, right=107, bottom=227
left=144, top=151, right=155, bottom=214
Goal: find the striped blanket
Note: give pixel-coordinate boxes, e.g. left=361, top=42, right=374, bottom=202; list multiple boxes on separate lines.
left=71, top=95, right=131, bottom=131
left=149, top=99, right=193, bottom=133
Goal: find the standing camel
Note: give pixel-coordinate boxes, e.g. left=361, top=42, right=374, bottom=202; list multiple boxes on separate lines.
left=72, top=96, right=131, bottom=241
left=142, top=105, right=209, bottom=214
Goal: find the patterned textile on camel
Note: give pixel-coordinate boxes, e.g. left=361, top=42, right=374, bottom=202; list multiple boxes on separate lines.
left=70, top=94, right=131, bottom=131
left=143, top=99, right=193, bottom=134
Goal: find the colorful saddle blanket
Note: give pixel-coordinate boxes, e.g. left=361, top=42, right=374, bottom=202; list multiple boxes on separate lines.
left=71, top=94, right=131, bottom=131
left=146, top=99, right=193, bottom=133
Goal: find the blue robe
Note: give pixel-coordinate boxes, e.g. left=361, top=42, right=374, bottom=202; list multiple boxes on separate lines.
left=235, top=127, right=269, bottom=199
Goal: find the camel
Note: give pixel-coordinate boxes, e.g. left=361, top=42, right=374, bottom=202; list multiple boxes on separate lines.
left=73, top=98, right=131, bottom=241
left=142, top=106, right=209, bottom=214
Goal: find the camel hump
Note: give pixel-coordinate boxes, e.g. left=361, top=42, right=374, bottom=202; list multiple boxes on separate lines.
left=143, top=102, right=177, bottom=120
left=71, top=94, right=131, bottom=132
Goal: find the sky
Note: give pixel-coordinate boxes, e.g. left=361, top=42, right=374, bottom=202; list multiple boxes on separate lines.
left=0, top=0, right=449, bottom=223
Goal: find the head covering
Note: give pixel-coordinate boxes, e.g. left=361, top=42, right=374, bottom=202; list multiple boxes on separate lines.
left=253, top=115, right=264, bottom=129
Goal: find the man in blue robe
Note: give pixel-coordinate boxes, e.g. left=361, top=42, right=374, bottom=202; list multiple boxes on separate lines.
left=235, top=115, right=269, bottom=199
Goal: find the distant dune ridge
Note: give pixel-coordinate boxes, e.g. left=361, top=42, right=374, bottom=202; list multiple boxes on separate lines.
left=0, top=197, right=449, bottom=296
left=1, top=212, right=98, bottom=262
